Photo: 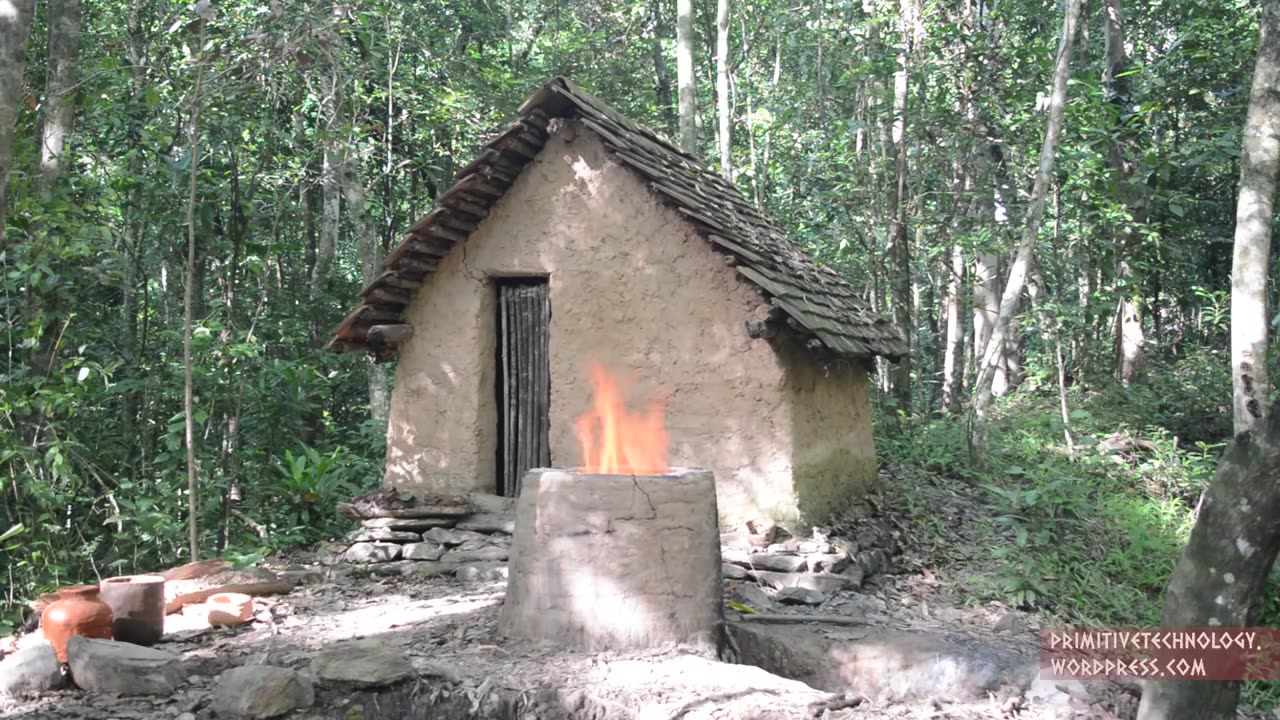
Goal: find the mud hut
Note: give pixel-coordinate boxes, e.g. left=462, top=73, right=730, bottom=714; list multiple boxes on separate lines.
left=328, top=77, right=907, bottom=529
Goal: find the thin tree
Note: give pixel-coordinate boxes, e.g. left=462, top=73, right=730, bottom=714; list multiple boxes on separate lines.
left=1230, top=0, right=1280, bottom=436
left=1137, top=8, right=1280, bottom=713
left=183, top=9, right=210, bottom=561
left=1105, top=0, right=1146, bottom=385
left=0, top=0, right=36, bottom=248
left=967, top=0, right=1085, bottom=464
left=886, top=0, right=918, bottom=417
left=38, top=0, right=82, bottom=193
left=676, top=0, right=697, bottom=153
left=715, top=0, right=731, bottom=179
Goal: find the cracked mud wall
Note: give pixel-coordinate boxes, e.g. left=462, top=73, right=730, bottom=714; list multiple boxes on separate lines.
left=383, top=124, right=876, bottom=528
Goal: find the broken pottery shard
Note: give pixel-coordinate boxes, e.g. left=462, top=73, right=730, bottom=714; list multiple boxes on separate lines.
left=807, top=553, right=850, bottom=574
left=442, top=545, right=510, bottom=563
left=402, top=542, right=446, bottom=561
left=421, top=527, right=494, bottom=546
left=67, top=637, right=186, bottom=695
left=311, top=638, right=414, bottom=688
left=0, top=643, right=67, bottom=696
left=749, top=570, right=853, bottom=594
left=722, top=563, right=749, bottom=580
left=455, top=513, right=516, bottom=534
left=212, top=665, right=314, bottom=719
left=360, top=517, right=456, bottom=531
left=776, top=587, right=827, bottom=606
left=499, top=468, right=723, bottom=652
left=346, top=528, right=421, bottom=543
left=747, top=553, right=808, bottom=573
left=344, top=542, right=401, bottom=563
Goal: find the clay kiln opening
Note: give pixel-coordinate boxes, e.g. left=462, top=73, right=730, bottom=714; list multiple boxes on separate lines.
left=493, top=277, right=551, bottom=498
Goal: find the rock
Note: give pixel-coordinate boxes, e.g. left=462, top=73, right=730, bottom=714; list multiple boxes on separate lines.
left=807, top=553, right=850, bottom=574
left=422, top=527, right=495, bottom=546
left=721, top=547, right=752, bottom=565
left=1027, top=677, right=1090, bottom=706
left=402, top=561, right=462, bottom=579
left=456, top=563, right=508, bottom=582
left=402, top=542, right=446, bottom=561
left=797, top=540, right=833, bottom=554
left=0, top=643, right=67, bottom=696
left=361, top=517, right=456, bottom=531
left=312, top=638, right=414, bottom=688
left=67, top=637, right=185, bottom=695
left=749, top=571, right=853, bottom=594
left=856, top=548, right=887, bottom=575
left=723, top=563, right=749, bottom=580
left=747, top=553, right=808, bottom=572
left=347, top=528, right=422, bottom=543
left=370, top=561, right=415, bottom=576
left=776, top=587, right=826, bottom=606
left=732, top=583, right=772, bottom=610
left=442, top=545, right=510, bottom=563
left=277, top=567, right=325, bottom=585
left=211, top=665, right=315, bottom=719
left=456, top=513, right=516, bottom=534
left=839, top=564, right=866, bottom=588
left=467, top=493, right=518, bottom=515
left=994, top=612, right=1025, bottom=634
left=344, top=542, right=401, bottom=563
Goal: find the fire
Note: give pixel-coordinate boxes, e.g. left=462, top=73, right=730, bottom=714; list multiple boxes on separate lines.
left=574, top=362, right=670, bottom=474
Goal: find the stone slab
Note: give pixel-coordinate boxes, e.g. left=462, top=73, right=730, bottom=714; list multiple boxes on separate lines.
left=456, top=513, right=516, bottom=534
left=361, top=517, right=456, bottom=531
left=403, top=542, right=446, bottom=561
left=66, top=637, right=186, bottom=695
left=749, top=570, right=853, bottom=594
left=211, top=665, right=315, bottom=719
left=311, top=638, right=414, bottom=688
left=347, top=528, right=422, bottom=543
left=344, top=542, right=401, bottom=563
left=0, top=643, right=67, bottom=696
left=728, top=621, right=1038, bottom=702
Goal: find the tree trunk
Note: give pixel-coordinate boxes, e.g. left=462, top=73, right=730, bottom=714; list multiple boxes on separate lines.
left=38, top=0, right=81, bottom=193
left=1105, top=0, right=1146, bottom=385
left=310, top=64, right=342, bottom=344
left=1135, top=401, right=1280, bottom=720
left=183, top=21, right=208, bottom=562
left=973, top=252, right=1000, bottom=390
left=343, top=160, right=391, bottom=424
left=1230, top=0, right=1280, bottom=436
left=676, top=0, right=697, bottom=153
left=968, top=0, right=1084, bottom=465
left=652, top=0, right=676, bottom=133
left=942, top=241, right=965, bottom=414
left=0, top=0, right=36, bottom=247
left=715, top=0, right=731, bottom=179
left=886, top=0, right=916, bottom=417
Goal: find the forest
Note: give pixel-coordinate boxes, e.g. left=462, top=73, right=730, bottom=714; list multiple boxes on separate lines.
left=1, top=0, right=1279, bottom=714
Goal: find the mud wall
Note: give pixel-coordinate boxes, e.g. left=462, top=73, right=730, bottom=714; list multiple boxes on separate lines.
left=384, top=124, right=876, bottom=527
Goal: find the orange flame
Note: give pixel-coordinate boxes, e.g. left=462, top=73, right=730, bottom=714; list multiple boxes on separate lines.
left=574, top=363, right=670, bottom=474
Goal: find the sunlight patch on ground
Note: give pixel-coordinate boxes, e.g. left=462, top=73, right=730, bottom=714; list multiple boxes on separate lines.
left=307, top=589, right=504, bottom=643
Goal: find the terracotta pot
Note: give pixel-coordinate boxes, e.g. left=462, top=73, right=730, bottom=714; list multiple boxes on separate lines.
left=40, top=585, right=113, bottom=662
left=206, top=592, right=253, bottom=626
left=97, top=574, right=166, bottom=646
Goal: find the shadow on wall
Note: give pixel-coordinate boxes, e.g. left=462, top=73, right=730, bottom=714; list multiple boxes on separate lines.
left=777, top=333, right=879, bottom=526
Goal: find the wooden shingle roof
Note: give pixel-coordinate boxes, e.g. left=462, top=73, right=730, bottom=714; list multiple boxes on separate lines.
left=327, top=76, right=908, bottom=362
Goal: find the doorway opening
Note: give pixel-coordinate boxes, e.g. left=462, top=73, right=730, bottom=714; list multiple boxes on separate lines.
left=494, top=277, right=551, bottom=497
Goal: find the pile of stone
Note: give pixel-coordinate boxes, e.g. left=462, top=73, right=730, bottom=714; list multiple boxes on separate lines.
left=720, top=505, right=898, bottom=607
left=333, top=489, right=516, bottom=582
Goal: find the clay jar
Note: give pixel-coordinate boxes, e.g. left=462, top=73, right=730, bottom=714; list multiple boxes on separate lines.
left=40, top=585, right=114, bottom=662
left=98, top=574, right=166, bottom=646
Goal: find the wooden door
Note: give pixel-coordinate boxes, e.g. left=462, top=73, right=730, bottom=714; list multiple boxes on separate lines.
left=496, top=280, right=550, bottom=497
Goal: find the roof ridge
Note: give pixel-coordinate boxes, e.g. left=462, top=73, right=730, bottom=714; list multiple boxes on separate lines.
left=327, top=77, right=908, bottom=362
